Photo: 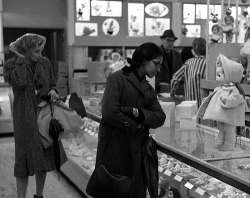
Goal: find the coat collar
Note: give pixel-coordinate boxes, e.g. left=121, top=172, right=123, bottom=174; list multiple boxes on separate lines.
left=122, top=66, right=150, bottom=96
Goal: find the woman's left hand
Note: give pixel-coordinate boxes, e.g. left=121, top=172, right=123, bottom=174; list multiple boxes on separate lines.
left=48, top=89, right=59, bottom=102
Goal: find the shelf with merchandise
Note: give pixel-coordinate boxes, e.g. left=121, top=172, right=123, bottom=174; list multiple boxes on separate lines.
left=60, top=110, right=250, bottom=198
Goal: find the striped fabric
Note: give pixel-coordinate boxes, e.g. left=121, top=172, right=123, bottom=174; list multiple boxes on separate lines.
left=170, top=56, right=206, bottom=107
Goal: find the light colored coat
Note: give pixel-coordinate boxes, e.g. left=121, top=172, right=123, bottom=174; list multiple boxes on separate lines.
left=197, top=86, right=245, bottom=126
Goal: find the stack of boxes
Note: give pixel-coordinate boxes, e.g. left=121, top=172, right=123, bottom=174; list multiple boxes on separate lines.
left=56, top=61, right=69, bottom=97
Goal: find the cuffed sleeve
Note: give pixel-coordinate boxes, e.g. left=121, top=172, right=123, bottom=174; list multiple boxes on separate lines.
left=3, top=57, right=28, bottom=88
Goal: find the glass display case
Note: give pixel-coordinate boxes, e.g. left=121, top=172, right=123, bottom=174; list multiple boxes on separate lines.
left=60, top=100, right=250, bottom=198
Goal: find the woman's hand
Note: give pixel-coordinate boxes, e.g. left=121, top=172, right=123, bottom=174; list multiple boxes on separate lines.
left=48, top=89, right=59, bottom=102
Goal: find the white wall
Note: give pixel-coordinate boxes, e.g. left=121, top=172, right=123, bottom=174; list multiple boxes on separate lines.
left=2, top=0, right=66, bottom=28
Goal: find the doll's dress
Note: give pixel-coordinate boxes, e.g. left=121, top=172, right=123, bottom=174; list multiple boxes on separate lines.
left=197, top=85, right=245, bottom=126
left=210, top=34, right=222, bottom=43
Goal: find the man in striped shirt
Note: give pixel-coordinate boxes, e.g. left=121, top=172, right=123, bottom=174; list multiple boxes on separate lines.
left=170, top=38, right=206, bottom=107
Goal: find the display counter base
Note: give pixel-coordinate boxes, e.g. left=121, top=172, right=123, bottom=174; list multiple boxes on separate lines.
left=61, top=158, right=91, bottom=198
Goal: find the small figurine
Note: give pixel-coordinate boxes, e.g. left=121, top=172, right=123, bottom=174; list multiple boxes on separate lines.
left=197, top=54, right=245, bottom=151
left=222, top=15, right=235, bottom=43
left=210, top=24, right=223, bottom=43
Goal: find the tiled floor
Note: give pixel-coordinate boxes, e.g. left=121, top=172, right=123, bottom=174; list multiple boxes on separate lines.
left=0, top=136, right=85, bottom=198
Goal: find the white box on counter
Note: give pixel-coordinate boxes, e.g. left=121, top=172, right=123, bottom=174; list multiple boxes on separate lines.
left=180, top=116, right=197, bottom=130
left=159, top=102, right=175, bottom=127
left=175, top=101, right=197, bottom=121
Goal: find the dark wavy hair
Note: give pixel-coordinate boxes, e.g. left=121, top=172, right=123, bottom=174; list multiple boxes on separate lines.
left=192, top=37, right=206, bottom=56
left=127, top=42, right=163, bottom=68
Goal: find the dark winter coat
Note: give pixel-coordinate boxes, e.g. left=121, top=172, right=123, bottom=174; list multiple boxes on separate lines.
left=95, top=66, right=166, bottom=198
left=4, top=56, right=67, bottom=177
left=155, top=45, right=182, bottom=93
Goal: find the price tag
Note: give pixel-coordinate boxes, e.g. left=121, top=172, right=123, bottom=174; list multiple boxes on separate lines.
left=90, top=132, right=95, bottom=136
left=174, top=175, right=183, bottom=182
left=209, top=196, right=216, bottom=198
left=195, top=188, right=205, bottom=195
left=164, top=169, right=172, bottom=176
left=158, top=166, right=164, bottom=173
left=184, top=182, right=194, bottom=189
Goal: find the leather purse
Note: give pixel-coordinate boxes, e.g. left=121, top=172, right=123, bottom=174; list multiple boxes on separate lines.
left=86, top=130, right=135, bottom=198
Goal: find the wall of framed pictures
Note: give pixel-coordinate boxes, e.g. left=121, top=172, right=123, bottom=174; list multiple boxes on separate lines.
left=74, top=0, right=172, bottom=46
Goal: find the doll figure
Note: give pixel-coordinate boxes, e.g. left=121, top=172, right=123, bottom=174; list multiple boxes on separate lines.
left=210, top=24, right=223, bottom=43
left=197, top=54, right=245, bottom=151
left=222, top=15, right=235, bottom=43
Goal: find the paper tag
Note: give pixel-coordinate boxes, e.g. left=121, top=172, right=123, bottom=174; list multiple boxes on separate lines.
left=173, top=175, right=183, bottom=182
left=164, top=169, right=172, bottom=176
left=184, top=182, right=194, bottom=189
left=90, top=132, right=95, bottom=136
left=195, top=188, right=205, bottom=195
left=158, top=166, right=164, bottom=173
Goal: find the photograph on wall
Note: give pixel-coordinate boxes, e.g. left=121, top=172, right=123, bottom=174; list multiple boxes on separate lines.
left=182, top=25, right=201, bottom=38
left=145, top=3, right=169, bottom=17
left=76, top=0, right=90, bottom=21
left=183, top=4, right=195, bottom=24
left=196, top=4, right=221, bottom=20
left=128, top=3, right=144, bottom=37
left=91, top=1, right=122, bottom=17
left=102, top=18, right=120, bottom=37
left=75, top=22, right=98, bottom=36
left=145, top=18, right=170, bottom=36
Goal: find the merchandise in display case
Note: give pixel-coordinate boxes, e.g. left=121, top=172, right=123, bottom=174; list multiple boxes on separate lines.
left=60, top=102, right=250, bottom=197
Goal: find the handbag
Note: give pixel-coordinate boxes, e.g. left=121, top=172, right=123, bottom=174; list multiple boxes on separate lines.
left=37, top=99, right=83, bottom=148
left=86, top=130, right=135, bottom=198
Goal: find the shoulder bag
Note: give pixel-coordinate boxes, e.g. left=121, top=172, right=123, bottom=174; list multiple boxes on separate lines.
left=86, top=130, right=135, bottom=198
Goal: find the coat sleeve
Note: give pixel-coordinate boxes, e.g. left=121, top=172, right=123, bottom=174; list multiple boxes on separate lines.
left=141, top=91, right=166, bottom=129
left=3, top=57, right=28, bottom=88
left=220, top=88, right=245, bottom=108
left=43, top=57, right=57, bottom=90
left=101, top=73, right=137, bottom=131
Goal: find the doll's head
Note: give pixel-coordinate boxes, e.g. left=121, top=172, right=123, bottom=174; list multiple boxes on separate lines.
left=224, top=15, right=234, bottom=26
left=216, top=54, right=244, bottom=84
left=212, top=24, right=221, bottom=34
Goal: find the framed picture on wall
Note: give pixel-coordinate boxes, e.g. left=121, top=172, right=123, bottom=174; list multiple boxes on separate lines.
left=128, top=3, right=144, bottom=37
left=183, top=4, right=195, bottom=24
left=102, top=18, right=120, bottom=37
left=145, top=3, right=169, bottom=17
left=182, top=25, right=201, bottom=38
left=76, top=0, right=90, bottom=21
left=145, top=18, right=170, bottom=36
left=75, top=22, right=98, bottom=36
left=91, top=1, right=122, bottom=17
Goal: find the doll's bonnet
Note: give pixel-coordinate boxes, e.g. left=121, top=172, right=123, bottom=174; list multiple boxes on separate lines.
left=217, top=54, right=243, bottom=83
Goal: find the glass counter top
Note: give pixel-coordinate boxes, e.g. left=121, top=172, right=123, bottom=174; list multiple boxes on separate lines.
left=154, top=123, right=250, bottom=183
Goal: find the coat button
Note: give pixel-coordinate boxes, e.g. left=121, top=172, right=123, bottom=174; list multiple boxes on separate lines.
left=125, top=121, right=129, bottom=126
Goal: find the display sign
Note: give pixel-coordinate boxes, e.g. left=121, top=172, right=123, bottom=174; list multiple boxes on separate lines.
left=102, top=18, right=120, bottom=36
left=128, top=3, right=144, bottom=37
left=74, top=0, right=172, bottom=46
left=91, top=1, right=122, bottom=17
left=183, top=4, right=195, bottom=24
left=75, top=22, right=98, bottom=36
left=145, top=18, right=170, bottom=36
left=184, top=182, right=194, bottom=189
left=145, top=3, right=169, bottom=17
left=76, top=0, right=90, bottom=21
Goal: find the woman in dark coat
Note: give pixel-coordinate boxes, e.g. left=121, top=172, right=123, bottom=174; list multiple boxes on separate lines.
left=95, top=42, right=166, bottom=198
left=3, top=33, right=67, bottom=198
